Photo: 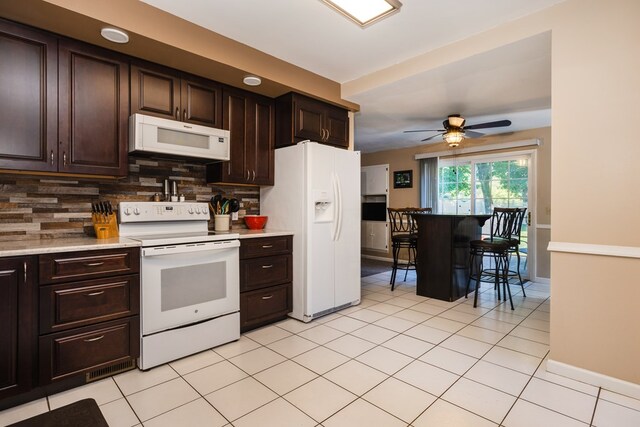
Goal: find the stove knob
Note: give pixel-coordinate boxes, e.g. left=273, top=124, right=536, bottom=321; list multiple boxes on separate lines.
left=124, top=207, right=131, bottom=216
left=188, top=207, right=194, bottom=214
left=133, top=207, right=140, bottom=215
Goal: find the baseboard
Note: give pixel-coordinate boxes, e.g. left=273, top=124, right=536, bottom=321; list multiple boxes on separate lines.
left=547, top=359, right=640, bottom=400
left=532, top=277, right=550, bottom=284
left=362, top=254, right=395, bottom=263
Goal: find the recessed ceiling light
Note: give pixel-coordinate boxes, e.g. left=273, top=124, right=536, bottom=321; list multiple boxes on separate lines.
left=321, top=0, right=402, bottom=28
left=100, top=27, right=129, bottom=44
left=243, top=76, right=262, bottom=86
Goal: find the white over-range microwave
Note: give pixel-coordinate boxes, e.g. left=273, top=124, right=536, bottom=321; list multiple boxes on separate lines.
left=129, top=113, right=230, bottom=161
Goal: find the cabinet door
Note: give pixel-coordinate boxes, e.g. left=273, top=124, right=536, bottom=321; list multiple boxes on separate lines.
left=248, top=95, right=274, bottom=185
left=223, top=89, right=250, bottom=183
left=58, top=40, right=129, bottom=176
left=325, top=106, right=349, bottom=148
left=0, top=257, right=35, bottom=400
left=0, top=21, right=57, bottom=172
left=130, top=62, right=181, bottom=121
left=293, top=95, right=325, bottom=142
left=181, top=75, right=223, bottom=128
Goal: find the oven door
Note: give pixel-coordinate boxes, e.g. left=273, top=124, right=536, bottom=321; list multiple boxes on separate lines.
left=140, top=239, right=239, bottom=335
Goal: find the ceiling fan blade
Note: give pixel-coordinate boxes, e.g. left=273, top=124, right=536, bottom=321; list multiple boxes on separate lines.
left=404, top=129, right=445, bottom=133
left=421, top=132, right=445, bottom=142
left=464, top=119, right=511, bottom=130
left=465, top=130, right=485, bottom=138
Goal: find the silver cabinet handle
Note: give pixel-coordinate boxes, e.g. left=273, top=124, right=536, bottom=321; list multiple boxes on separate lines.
left=175, top=107, right=180, bottom=120
left=183, top=109, right=187, bottom=121
left=84, top=335, right=105, bottom=343
left=246, top=169, right=250, bottom=181
left=326, top=128, right=330, bottom=141
left=252, top=170, right=256, bottom=182
left=63, top=151, right=67, bottom=167
left=261, top=264, right=273, bottom=269
left=50, top=150, right=54, bottom=165
left=86, top=291, right=105, bottom=296
left=262, top=245, right=273, bottom=249
left=85, top=262, right=104, bottom=267
left=23, top=261, right=27, bottom=284
left=261, top=295, right=274, bottom=300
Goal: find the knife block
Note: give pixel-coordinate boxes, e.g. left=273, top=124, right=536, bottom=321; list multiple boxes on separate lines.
left=92, top=213, right=119, bottom=239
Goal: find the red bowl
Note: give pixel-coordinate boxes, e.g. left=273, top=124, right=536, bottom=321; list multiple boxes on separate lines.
left=244, top=215, right=268, bottom=230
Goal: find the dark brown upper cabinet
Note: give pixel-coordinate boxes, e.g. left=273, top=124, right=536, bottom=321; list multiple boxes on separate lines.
left=130, top=61, right=223, bottom=129
left=207, top=87, right=274, bottom=186
left=0, top=20, right=129, bottom=177
left=275, top=92, right=350, bottom=149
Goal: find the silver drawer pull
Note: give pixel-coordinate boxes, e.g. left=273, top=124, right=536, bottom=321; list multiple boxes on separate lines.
left=261, top=295, right=274, bottom=300
left=84, top=335, right=105, bottom=342
left=86, top=291, right=105, bottom=296
left=85, top=262, right=105, bottom=267
left=261, top=264, right=274, bottom=269
left=261, top=245, right=273, bottom=249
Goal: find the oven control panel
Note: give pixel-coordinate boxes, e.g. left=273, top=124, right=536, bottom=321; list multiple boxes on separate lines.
left=119, top=202, right=210, bottom=222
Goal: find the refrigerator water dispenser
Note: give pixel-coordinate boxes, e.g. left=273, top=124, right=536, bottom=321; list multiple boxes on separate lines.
left=313, top=190, right=333, bottom=222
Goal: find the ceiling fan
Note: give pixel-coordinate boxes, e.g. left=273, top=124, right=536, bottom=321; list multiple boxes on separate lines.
left=404, top=114, right=512, bottom=147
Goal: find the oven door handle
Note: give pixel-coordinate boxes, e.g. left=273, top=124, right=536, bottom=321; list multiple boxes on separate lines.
left=142, top=240, right=240, bottom=257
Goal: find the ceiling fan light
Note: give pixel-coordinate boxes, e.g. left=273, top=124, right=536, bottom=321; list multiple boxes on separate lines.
left=444, top=130, right=464, bottom=147
left=448, top=116, right=465, bottom=127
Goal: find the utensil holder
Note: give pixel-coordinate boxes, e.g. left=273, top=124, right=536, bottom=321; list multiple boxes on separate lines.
left=92, top=213, right=119, bottom=239
left=214, top=214, right=230, bottom=232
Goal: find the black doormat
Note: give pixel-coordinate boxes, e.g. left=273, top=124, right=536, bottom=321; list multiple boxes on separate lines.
left=361, top=258, right=393, bottom=277
left=8, top=398, right=108, bottom=427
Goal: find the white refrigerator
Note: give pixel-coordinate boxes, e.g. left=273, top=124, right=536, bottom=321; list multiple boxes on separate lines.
left=260, top=142, right=361, bottom=322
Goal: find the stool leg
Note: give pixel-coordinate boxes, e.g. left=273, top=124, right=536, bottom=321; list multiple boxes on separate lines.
left=473, top=251, right=482, bottom=308
left=515, top=248, right=526, bottom=297
left=494, top=254, right=501, bottom=301
left=465, top=251, right=474, bottom=299
left=390, top=243, right=399, bottom=290
left=502, top=253, right=514, bottom=310
left=404, top=245, right=410, bottom=282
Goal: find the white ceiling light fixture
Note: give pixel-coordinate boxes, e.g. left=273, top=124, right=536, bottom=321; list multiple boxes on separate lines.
left=243, top=75, right=262, bottom=86
left=100, top=27, right=129, bottom=44
left=321, top=0, right=402, bottom=28
left=443, top=130, right=464, bottom=148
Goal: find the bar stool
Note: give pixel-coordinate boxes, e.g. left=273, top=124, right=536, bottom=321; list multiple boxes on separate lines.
left=465, top=208, right=520, bottom=310
left=387, top=207, right=432, bottom=290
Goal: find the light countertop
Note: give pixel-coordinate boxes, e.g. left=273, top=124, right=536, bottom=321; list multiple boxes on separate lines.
left=232, top=229, right=294, bottom=239
left=0, top=237, right=142, bottom=258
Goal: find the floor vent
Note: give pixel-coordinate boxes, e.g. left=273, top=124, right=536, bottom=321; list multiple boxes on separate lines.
left=85, top=359, right=136, bottom=383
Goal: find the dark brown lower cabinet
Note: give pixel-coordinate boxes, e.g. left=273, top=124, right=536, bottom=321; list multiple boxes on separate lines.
left=240, top=284, right=292, bottom=331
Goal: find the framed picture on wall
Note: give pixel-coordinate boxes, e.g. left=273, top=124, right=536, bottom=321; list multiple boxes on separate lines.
left=393, top=170, right=413, bottom=189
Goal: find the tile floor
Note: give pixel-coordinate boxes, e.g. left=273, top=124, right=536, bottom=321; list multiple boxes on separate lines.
left=2, top=271, right=640, bottom=426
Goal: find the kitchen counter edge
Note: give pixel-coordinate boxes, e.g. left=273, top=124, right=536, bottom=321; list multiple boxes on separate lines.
left=0, top=237, right=142, bottom=258
left=233, top=229, right=294, bottom=239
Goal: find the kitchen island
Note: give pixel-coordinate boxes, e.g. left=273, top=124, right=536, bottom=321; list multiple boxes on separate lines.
left=411, top=213, right=491, bottom=301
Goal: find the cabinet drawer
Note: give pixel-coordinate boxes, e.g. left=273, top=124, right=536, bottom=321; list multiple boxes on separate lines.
left=240, top=235, right=292, bottom=259
left=39, top=317, right=139, bottom=383
left=39, top=247, right=140, bottom=284
left=40, top=275, right=140, bottom=333
left=240, top=283, right=292, bottom=332
left=241, top=254, right=292, bottom=291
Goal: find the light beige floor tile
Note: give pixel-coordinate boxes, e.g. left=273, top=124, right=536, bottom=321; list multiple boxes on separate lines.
left=509, top=325, right=550, bottom=344
left=367, top=302, right=405, bottom=315
left=404, top=324, right=452, bottom=344
left=324, top=334, right=377, bottom=358
left=423, top=316, right=467, bottom=333
left=213, top=335, right=261, bottom=359
left=410, top=302, right=449, bottom=315
left=497, top=335, right=550, bottom=358
left=284, top=377, right=357, bottom=423
left=483, top=309, right=526, bottom=325
left=440, top=334, right=493, bottom=358
left=472, top=317, right=517, bottom=333
left=266, top=334, right=318, bottom=358
left=292, top=346, right=349, bottom=375
left=452, top=302, right=492, bottom=315
left=315, top=312, right=344, bottom=323
left=372, top=315, right=416, bottom=332
left=49, top=378, right=123, bottom=408
left=349, top=324, right=398, bottom=344
left=593, top=398, right=640, bottom=427
left=520, top=378, right=597, bottom=423
left=439, top=309, right=482, bottom=324
left=520, top=317, right=551, bottom=332
left=464, top=360, right=530, bottom=396
left=534, top=360, right=599, bottom=396
left=443, top=377, right=516, bottom=424
left=394, top=360, right=459, bottom=396
left=527, top=310, right=551, bottom=322
left=385, top=296, right=419, bottom=308
left=363, top=292, right=394, bottom=302
left=392, top=308, right=433, bottom=323
left=324, top=316, right=368, bottom=333
left=143, top=398, right=227, bottom=427
left=382, top=334, right=434, bottom=358
left=205, top=377, right=277, bottom=421
left=297, top=324, right=345, bottom=344
left=99, top=398, right=139, bottom=427
left=169, top=350, right=224, bottom=376
left=419, top=346, right=478, bottom=375
left=324, top=360, right=388, bottom=396
left=355, top=346, right=413, bottom=375
left=244, top=324, right=292, bottom=345
left=183, top=360, right=247, bottom=395
left=482, top=346, right=542, bottom=375
left=228, top=347, right=286, bottom=375
left=273, top=318, right=317, bottom=334
left=424, top=298, right=459, bottom=308
left=323, top=398, right=405, bottom=427
left=0, top=398, right=48, bottom=426
left=599, top=389, right=640, bottom=411
left=336, top=305, right=362, bottom=315
left=363, top=377, right=436, bottom=423
left=503, top=399, right=587, bottom=427
left=127, top=378, right=199, bottom=422
left=233, top=398, right=316, bottom=427
left=399, top=292, right=430, bottom=302
left=254, top=360, right=317, bottom=395
left=413, top=398, right=498, bottom=427
left=457, top=325, right=507, bottom=345
left=344, top=308, right=388, bottom=323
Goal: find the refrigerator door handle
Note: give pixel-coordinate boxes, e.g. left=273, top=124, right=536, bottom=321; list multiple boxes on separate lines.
left=331, top=174, right=339, bottom=241
left=334, top=172, right=344, bottom=241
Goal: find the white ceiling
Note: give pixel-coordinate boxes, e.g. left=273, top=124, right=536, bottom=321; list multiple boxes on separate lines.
left=141, top=0, right=561, bottom=152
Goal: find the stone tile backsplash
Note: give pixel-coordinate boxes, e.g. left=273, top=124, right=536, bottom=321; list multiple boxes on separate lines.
left=0, top=156, right=260, bottom=241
